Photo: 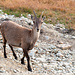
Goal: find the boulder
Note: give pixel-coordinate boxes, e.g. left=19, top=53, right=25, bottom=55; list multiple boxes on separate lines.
left=56, top=44, right=72, bottom=50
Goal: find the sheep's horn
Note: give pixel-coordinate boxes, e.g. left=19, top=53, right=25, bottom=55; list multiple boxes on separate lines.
left=40, top=11, right=44, bottom=19
left=33, top=10, right=37, bottom=18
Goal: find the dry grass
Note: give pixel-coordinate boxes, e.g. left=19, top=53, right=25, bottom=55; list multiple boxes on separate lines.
left=0, top=0, right=75, bottom=29
left=0, top=0, right=75, bottom=12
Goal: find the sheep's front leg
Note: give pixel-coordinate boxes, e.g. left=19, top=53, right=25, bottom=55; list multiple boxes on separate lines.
left=21, top=49, right=32, bottom=72
left=26, top=51, right=32, bottom=72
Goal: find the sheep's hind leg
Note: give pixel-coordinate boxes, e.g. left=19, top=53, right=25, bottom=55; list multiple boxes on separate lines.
left=3, top=39, right=7, bottom=58
left=9, top=44, right=17, bottom=60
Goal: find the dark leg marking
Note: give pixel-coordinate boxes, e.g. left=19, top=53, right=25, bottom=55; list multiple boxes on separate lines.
left=21, top=57, right=25, bottom=65
left=26, top=53, right=32, bottom=72
left=3, top=38, right=7, bottom=58
left=9, top=44, right=17, bottom=60
left=21, top=49, right=32, bottom=72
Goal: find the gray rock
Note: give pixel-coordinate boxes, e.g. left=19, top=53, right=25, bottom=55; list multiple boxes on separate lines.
left=56, top=67, right=63, bottom=70
left=57, top=40, right=64, bottom=44
left=44, top=36, right=50, bottom=40
left=13, top=69, right=18, bottom=73
left=0, top=47, right=2, bottom=50
left=65, top=55, right=69, bottom=58
left=56, top=52, right=63, bottom=57
left=1, top=18, right=5, bottom=21
left=27, top=14, right=31, bottom=19
left=0, top=40, right=3, bottom=43
left=71, top=36, right=75, bottom=39
left=2, top=15, right=5, bottom=19
left=56, top=44, right=72, bottom=50
left=51, top=49, right=59, bottom=53
left=49, top=44, right=56, bottom=49
left=47, top=50, right=51, bottom=53
left=55, top=23, right=65, bottom=29
left=36, top=58, right=46, bottom=63
left=0, top=70, right=5, bottom=73
left=27, top=19, right=33, bottom=25
left=17, top=48, right=22, bottom=51
left=62, top=29, right=69, bottom=33
left=56, top=57, right=61, bottom=61
left=64, top=35, right=69, bottom=38
left=0, top=10, right=2, bottom=12
left=62, top=62, right=69, bottom=67
left=29, top=49, right=37, bottom=58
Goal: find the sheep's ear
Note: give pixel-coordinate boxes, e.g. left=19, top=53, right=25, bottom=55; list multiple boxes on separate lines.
left=43, top=16, right=46, bottom=20
left=40, top=16, right=46, bottom=23
left=31, top=15, right=34, bottom=20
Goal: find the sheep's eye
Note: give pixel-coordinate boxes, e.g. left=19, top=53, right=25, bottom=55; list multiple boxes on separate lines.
left=33, top=21, right=35, bottom=23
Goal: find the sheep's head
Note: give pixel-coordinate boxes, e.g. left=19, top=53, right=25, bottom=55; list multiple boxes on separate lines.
left=31, top=11, right=45, bottom=32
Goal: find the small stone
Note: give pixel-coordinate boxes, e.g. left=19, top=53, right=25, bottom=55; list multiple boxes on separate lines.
left=38, top=64, right=42, bottom=67
left=51, top=49, right=59, bottom=53
left=62, top=62, right=69, bottom=67
left=65, top=55, right=68, bottom=58
left=13, top=69, right=18, bottom=73
left=1, top=18, right=5, bottom=21
left=0, top=70, right=5, bottom=73
left=62, top=29, right=69, bottom=33
left=49, top=44, right=56, bottom=49
left=0, top=40, right=3, bottom=43
left=27, top=14, right=31, bottom=19
left=57, top=41, right=64, bottom=44
left=0, top=47, right=2, bottom=50
left=47, top=58, right=51, bottom=63
left=47, top=50, right=51, bottom=53
left=56, top=67, right=63, bottom=70
left=43, top=63, right=48, bottom=68
left=71, top=36, right=75, bottom=39
left=36, top=58, right=46, bottom=63
left=56, top=52, right=63, bottom=57
left=55, top=23, right=65, bottom=29
left=64, top=35, right=69, bottom=38
left=35, top=42, right=39, bottom=47
left=56, top=57, right=61, bottom=61
left=51, top=63, right=58, bottom=67
left=29, top=49, right=37, bottom=58
left=50, top=53, right=54, bottom=57
left=44, top=36, right=50, bottom=40
left=17, top=48, right=22, bottom=51
left=56, top=44, right=72, bottom=50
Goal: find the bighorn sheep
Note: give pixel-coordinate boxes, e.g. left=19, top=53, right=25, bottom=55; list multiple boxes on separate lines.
left=0, top=11, right=45, bottom=72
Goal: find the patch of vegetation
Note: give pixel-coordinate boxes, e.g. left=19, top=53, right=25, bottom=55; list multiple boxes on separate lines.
left=0, top=0, right=75, bottom=29
left=3, top=9, right=21, bottom=17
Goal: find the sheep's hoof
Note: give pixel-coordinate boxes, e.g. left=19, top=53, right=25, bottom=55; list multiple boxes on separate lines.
left=28, top=68, right=32, bottom=72
left=4, top=56, right=7, bottom=58
left=15, top=56, right=18, bottom=60
left=21, top=61, right=25, bottom=65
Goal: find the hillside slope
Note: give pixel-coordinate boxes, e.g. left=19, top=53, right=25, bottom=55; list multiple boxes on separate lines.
left=0, top=12, right=75, bottom=75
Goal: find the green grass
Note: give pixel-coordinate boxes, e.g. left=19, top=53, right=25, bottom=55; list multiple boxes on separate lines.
left=2, top=8, right=32, bottom=17
left=0, top=8, right=75, bottom=29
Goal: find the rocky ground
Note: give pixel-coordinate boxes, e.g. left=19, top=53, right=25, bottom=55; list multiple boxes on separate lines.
left=0, top=10, right=75, bottom=75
